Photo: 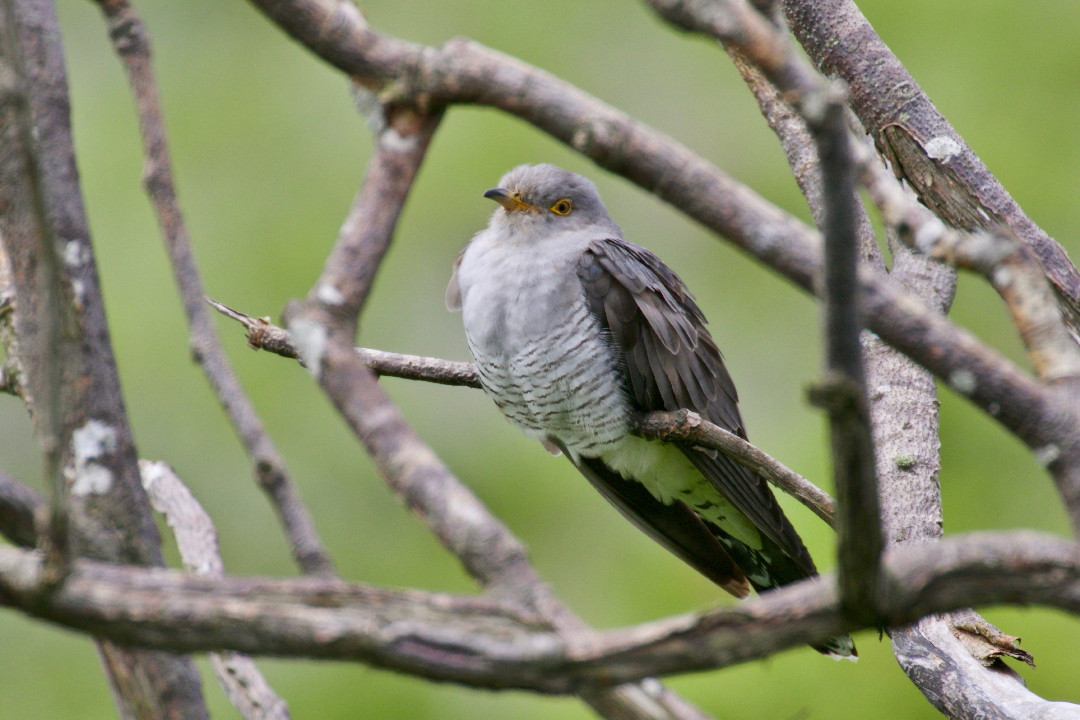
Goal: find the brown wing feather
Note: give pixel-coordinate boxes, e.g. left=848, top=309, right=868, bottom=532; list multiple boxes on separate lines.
left=578, top=238, right=815, bottom=574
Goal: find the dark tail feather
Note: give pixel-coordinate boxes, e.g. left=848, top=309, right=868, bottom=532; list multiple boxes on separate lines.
left=812, top=634, right=858, bottom=660
left=712, top=527, right=858, bottom=660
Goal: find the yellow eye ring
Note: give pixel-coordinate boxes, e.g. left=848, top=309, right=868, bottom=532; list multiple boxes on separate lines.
left=549, top=198, right=573, bottom=215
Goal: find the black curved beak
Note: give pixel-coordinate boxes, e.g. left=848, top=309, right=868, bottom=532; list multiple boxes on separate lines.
left=483, top=187, right=534, bottom=211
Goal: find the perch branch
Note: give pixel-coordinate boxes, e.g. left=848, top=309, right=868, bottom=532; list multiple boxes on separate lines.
left=210, top=301, right=837, bottom=526
left=208, top=298, right=481, bottom=387
left=636, top=410, right=835, bottom=525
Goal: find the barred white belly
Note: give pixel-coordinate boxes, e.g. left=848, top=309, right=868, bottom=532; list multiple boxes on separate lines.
left=471, top=305, right=630, bottom=458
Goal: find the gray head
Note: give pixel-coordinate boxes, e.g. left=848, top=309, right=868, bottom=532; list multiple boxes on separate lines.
left=483, top=164, right=619, bottom=242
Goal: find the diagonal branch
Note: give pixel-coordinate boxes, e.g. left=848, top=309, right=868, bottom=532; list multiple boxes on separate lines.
left=91, top=0, right=334, bottom=578
left=636, top=410, right=836, bottom=525
left=140, top=461, right=289, bottom=719
left=906, top=227, right=1080, bottom=387
left=780, top=0, right=1080, bottom=330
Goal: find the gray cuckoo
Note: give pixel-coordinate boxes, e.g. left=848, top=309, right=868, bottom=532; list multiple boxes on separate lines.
left=447, top=163, right=856, bottom=659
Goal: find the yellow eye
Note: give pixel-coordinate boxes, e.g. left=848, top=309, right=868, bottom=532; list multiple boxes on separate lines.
left=549, top=198, right=573, bottom=215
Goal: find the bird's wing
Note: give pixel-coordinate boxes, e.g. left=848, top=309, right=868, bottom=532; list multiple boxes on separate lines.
left=578, top=237, right=814, bottom=574
left=553, top=440, right=750, bottom=598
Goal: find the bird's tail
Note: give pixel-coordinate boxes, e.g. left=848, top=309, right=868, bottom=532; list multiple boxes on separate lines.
left=714, top=531, right=858, bottom=660
left=812, top=634, right=858, bottom=660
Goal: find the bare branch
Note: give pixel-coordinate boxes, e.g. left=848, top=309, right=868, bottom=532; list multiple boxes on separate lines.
left=2, top=531, right=1077, bottom=690
left=811, top=90, right=882, bottom=620
left=893, top=617, right=1077, bottom=720
left=303, top=101, right=442, bottom=327
left=780, top=0, right=1080, bottom=337
left=854, top=133, right=1080, bottom=387
left=208, top=298, right=481, bottom=387
left=907, top=228, right=1080, bottom=386
left=725, top=52, right=883, bottom=270
left=91, top=0, right=334, bottom=578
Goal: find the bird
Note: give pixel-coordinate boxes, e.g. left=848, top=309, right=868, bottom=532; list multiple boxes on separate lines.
left=446, top=163, right=855, bottom=659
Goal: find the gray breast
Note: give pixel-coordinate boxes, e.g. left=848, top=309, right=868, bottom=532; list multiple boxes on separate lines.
left=460, top=245, right=631, bottom=458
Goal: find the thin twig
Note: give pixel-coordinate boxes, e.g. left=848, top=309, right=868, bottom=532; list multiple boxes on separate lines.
left=92, top=0, right=334, bottom=578
left=635, top=410, right=836, bottom=526
left=908, top=228, right=1080, bottom=386
left=812, top=92, right=883, bottom=620
left=209, top=296, right=477, bottom=386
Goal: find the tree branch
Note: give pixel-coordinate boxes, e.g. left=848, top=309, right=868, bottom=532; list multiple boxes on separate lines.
left=2, top=531, right=1077, bottom=691
left=780, top=0, right=1080, bottom=337
left=91, top=0, right=334, bottom=578
left=208, top=297, right=480, bottom=387
left=635, top=410, right=836, bottom=526
left=908, top=228, right=1080, bottom=387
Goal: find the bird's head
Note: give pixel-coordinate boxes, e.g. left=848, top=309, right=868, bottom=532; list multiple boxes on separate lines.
left=483, top=164, right=617, bottom=242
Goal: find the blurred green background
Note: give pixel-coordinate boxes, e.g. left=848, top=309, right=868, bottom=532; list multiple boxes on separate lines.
left=2, top=0, right=1079, bottom=718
